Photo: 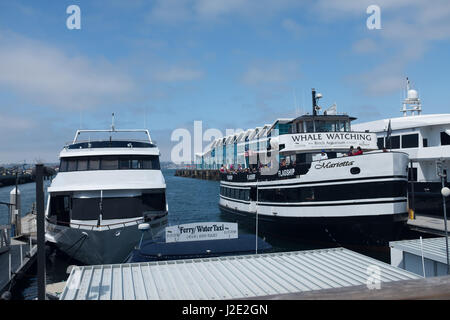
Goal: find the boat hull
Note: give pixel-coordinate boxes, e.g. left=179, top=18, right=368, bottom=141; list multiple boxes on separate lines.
left=46, top=215, right=168, bottom=265
left=219, top=151, right=410, bottom=246
left=220, top=204, right=407, bottom=246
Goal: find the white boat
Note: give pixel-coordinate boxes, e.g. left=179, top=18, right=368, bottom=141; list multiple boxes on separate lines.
left=352, top=78, right=450, bottom=217
left=45, top=119, right=168, bottom=265
left=216, top=89, right=410, bottom=246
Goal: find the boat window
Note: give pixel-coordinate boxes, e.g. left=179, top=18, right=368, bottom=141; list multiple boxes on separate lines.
left=423, top=138, right=428, bottom=148
left=337, top=121, right=344, bottom=132
left=316, top=120, right=335, bottom=132
left=258, top=180, right=406, bottom=203
left=305, top=121, right=314, bottom=133
left=401, top=134, right=419, bottom=148
left=441, top=131, right=450, bottom=146
left=101, top=157, right=119, bottom=170
left=77, top=159, right=88, bottom=171
left=377, top=137, right=384, bottom=149
left=70, top=193, right=166, bottom=221
left=59, top=155, right=161, bottom=172
left=142, top=192, right=166, bottom=211
left=59, top=159, right=68, bottom=172
left=131, top=159, right=142, bottom=169
left=119, top=159, right=131, bottom=169
left=386, top=136, right=400, bottom=149
left=49, top=195, right=71, bottom=225
left=89, top=158, right=100, bottom=170
left=67, top=159, right=77, bottom=171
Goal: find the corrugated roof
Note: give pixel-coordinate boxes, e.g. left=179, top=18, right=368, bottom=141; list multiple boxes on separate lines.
left=60, top=248, right=420, bottom=300
left=390, top=236, right=450, bottom=264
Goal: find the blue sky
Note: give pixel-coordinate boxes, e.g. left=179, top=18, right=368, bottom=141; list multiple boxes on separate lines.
left=1, top=0, right=450, bottom=163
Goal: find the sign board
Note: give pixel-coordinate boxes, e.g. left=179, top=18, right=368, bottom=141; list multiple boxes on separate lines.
left=165, top=222, right=238, bottom=243
left=279, top=132, right=378, bottom=152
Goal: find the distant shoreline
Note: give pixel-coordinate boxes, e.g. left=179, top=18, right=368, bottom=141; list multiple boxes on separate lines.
left=0, top=174, right=35, bottom=188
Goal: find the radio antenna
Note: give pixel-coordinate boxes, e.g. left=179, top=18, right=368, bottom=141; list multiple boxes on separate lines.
left=111, top=112, right=116, bottom=131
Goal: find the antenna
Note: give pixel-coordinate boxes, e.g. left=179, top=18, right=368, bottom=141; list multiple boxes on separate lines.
left=111, top=113, right=116, bottom=131
left=144, top=107, right=148, bottom=129
left=293, top=89, right=298, bottom=116
left=401, top=77, right=422, bottom=117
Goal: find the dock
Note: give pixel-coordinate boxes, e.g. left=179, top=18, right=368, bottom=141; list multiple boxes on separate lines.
left=174, top=169, right=220, bottom=181
left=407, top=214, right=449, bottom=236
left=60, top=247, right=421, bottom=300
left=0, top=237, right=37, bottom=297
left=0, top=212, right=38, bottom=298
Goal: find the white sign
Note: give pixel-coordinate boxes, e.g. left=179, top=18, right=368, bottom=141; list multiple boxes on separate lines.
left=165, top=222, right=238, bottom=243
left=279, top=132, right=378, bottom=152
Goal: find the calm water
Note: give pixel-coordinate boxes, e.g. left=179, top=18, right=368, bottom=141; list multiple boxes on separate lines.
left=2, top=169, right=415, bottom=300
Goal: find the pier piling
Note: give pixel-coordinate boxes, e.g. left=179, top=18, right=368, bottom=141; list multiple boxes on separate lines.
left=35, top=164, right=46, bottom=300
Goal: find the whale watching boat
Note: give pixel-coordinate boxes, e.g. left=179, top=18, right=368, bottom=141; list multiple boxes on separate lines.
left=209, top=89, right=410, bottom=245
left=352, top=78, right=450, bottom=217
left=45, top=116, right=169, bottom=265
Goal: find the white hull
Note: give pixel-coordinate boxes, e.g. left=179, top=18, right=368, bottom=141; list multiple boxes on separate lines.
left=220, top=151, right=410, bottom=219
left=46, top=215, right=168, bottom=265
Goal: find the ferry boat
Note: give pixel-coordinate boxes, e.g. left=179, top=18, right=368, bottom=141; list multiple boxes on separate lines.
left=215, top=89, right=410, bottom=245
left=45, top=119, right=169, bottom=265
left=352, top=78, right=450, bottom=217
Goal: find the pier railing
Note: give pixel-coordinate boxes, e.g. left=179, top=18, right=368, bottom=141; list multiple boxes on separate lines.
left=0, top=225, right=10, bottom=254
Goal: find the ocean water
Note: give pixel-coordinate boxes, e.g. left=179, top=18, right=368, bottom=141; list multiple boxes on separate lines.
left=1, top=169, right=416, bottom=300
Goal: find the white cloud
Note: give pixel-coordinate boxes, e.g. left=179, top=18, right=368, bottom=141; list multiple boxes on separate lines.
left=0, top=33, right=135, bottom=110
left=148, top=0, right=303, bottom=25
left=153, top=66, right=204, bottom=82
left=0, top=114, right=35, bottom=130
left=311, top=0, right=450, bottom=95
left=352, top=38, right=378, bottom=54
left=148, top=0, right=192, bottom=25
left=281, top=18, right=302, bottom=38
left=241, top=61, right=300, bottom=86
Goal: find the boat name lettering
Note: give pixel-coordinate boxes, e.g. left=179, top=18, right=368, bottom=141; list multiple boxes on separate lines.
left=278, top=168, right=295, bottom=177
left=315, top=160, right=355, bottom=169
left=291, top=133, right=372, bottom=143
left=178, top=224, right=227, bottom=234
left=166, top=222, right=238, bottom=243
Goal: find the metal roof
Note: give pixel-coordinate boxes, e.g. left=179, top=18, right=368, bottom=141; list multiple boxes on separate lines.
left=60, top=248, right=420, bottom=300
left=390, top=236, right=450, bottom=264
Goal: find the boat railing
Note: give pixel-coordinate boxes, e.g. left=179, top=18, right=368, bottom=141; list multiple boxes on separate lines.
left=72, top=129, right=153, bottom=144
left=219, top=150, right=406, bottom=182
left=46, top=213, right=165, bottom=231
left=220, top=162, right=311, bottom=182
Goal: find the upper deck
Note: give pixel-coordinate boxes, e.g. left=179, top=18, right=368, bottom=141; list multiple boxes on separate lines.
left=60, top=129, right=160, bottom=158
left=272, top=114, right=378, bottom=154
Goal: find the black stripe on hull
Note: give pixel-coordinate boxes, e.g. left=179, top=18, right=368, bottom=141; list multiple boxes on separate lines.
left=221, top=175, right=408, bottom=187
left=219, top=204, right=408, bottom=246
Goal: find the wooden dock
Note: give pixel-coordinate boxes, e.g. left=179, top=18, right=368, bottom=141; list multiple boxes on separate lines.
left=174, top=169, right=220, bottom=181
left=408, top=214, right=450, bottom=236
